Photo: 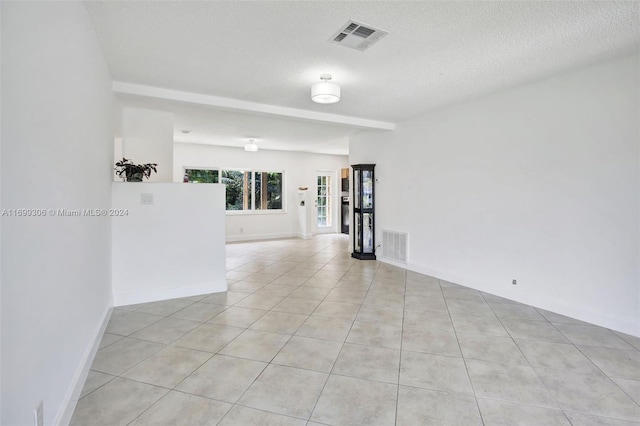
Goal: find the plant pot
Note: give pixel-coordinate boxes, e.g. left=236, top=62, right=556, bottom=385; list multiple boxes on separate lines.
left=127, top=172, right=144, bottom=182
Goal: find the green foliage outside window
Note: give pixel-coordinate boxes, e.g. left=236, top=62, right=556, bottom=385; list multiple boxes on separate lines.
left=221, top=170, right=249, bottom=210
left=255, top=172, right=283, bottom=210
left=186, top=169, right=218, bottom=183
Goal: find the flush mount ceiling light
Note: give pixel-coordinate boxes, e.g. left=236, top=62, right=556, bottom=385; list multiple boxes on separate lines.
left=311, top=74, right=341, bottom=104
left=244, top=139, right=259, bottom=152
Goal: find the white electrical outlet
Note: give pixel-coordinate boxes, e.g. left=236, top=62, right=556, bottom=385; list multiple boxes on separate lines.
left=34, top=401, right=43, bottom=426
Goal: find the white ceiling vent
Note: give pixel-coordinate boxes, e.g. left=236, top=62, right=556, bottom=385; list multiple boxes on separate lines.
left=329, top=20, right=388, bottom=52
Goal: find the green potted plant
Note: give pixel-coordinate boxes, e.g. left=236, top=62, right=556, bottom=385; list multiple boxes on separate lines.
left=114, top=158, right=158, bottom=182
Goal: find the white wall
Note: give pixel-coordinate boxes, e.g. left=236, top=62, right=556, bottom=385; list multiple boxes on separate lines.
left=351, top=54, right=639, bottom=336
left=0, top=2, right=4, bottom=420
left=1, top=2, right=114, bottom=425
left=174, top=143, right=349, bottom=241
left=121, top=107, right=174, bottom=183
left=112, top=183, right=227, bottom=305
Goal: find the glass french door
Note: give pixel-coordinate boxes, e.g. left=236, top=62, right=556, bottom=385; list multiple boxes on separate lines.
left=316, top=174, right=332, bottom=230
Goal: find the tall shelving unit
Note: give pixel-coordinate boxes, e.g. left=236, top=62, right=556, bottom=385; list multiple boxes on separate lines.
left=351, top=164, right=376, bottom=260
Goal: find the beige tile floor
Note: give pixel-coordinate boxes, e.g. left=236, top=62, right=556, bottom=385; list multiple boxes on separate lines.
left=71, top=234, right=640, bottom=425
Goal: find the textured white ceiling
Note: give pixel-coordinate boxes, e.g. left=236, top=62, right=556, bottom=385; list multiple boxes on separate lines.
left=86, top=1, right=639, bottom=153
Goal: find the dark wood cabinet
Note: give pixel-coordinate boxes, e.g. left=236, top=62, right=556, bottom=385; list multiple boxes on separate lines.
left=352, top=164, right=376, bottom=260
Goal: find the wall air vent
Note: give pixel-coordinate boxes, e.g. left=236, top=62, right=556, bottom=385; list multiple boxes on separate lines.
left=329, top=20, right=388, bottom=52
left=382, top=230, right=408, bottom=264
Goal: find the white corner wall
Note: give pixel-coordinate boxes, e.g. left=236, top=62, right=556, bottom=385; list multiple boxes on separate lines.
left=112, top=183, right=227, bottom=306
left=0, top=2, right=4, bottom=420
left=121, top=107, right=174, bottom=183
left=1, top=2, right=115, bottom=425
left=351, top=54, right=640, bottom=336
left=173, top=144, right=349, bottom=241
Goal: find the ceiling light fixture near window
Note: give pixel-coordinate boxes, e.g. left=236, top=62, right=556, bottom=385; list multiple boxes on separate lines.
left=311, top=74, right=341, bottom=104
left=244, top=139, right=259, bottom=152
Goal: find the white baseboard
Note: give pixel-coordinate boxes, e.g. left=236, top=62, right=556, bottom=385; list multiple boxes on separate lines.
left=226, top=232, right=297, bottom=243
left=113, top=280, right=227, bottom=307
left=55, top=306, right=112, bottom=426
left=375, top=255, right=407, bottom=270
left=377, top=256, right=640, bottom=338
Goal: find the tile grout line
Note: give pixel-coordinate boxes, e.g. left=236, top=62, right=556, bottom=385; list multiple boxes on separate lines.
left=444, top=281, right=486, bottom=425
left=304, top=255, right=376, bottom=423
left=111, top=299, right=225, bottom=424
left=562, top=330, right=640, bottom=410
left=490, top=302, right=577, bottom=421
left=393, top=268, right=408, bottom=426
left=212, top=246, right=348, bottom=423
left=189, top=249, right=312, bottom=425
left=82, top=302, right=209, bottom=400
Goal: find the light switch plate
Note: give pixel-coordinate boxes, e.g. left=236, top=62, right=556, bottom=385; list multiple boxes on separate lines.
left=141, top=193, right=154, bottom=205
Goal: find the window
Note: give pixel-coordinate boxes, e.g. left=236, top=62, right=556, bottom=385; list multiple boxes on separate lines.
left=221, top=170, right=251, bottom=211
left=186, top=167, right=284, bottom=212
left=255, top=171, right=283, bottom=210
